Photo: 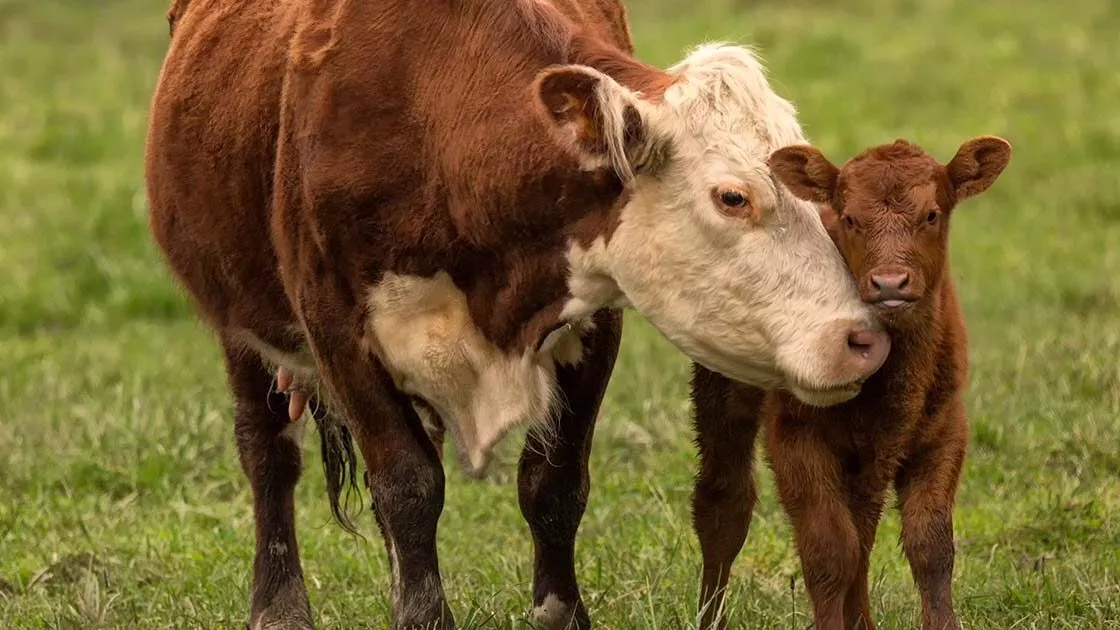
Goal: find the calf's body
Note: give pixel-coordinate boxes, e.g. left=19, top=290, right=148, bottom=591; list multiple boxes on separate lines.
left=691, top=137, right=1012, bottom=630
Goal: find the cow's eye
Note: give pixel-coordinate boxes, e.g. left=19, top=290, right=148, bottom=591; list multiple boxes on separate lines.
left=712, top=185, right=754, bottom=219
left=719, top=189, right=747, bottom=208
left=844, top=215, right=856, bottom=229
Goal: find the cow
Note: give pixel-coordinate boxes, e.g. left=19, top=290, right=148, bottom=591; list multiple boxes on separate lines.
left=144, top=0, right=892, bottom=628
left=690, top=136, right=1012, bottom=630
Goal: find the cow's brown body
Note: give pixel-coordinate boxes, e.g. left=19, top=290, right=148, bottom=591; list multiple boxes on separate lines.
left=691, top=138, right=1011, bottom=630
left=147, top=2, right=650, bottom=628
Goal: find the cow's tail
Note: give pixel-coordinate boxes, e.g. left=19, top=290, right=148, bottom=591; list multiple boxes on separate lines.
left=314, top=407, right=365, bottom=537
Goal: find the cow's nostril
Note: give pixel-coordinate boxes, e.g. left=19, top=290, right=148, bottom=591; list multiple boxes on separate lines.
left=846, top=326, right=890, bottom=377
left=847, top=329, right=878, bottom=357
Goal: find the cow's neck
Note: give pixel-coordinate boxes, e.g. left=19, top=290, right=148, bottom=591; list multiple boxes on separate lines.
left=358, top=26, right=657, bottom=476
left=364, top=186, right=628, bottom=479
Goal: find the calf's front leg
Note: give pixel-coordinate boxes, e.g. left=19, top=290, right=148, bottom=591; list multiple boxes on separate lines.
left=518, top=309, right=622, bottom=630
left=895, top=407, right=967, bottom=630
left=767, top=422, right=860, bottom=630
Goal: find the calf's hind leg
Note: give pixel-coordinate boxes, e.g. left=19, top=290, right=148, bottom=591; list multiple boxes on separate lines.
left=518, top=309, right=622, bottom=630
left=224, top=341, right=313, bottom=630
left=690, top=367, right=764, bottom=630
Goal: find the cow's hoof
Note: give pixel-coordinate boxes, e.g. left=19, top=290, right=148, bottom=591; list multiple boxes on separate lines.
left=395, top=603, right=456, bottom=630
left=249, top=583, right=314, bottom=630
left=530, top=595, right=590, bottom=630
left=249, top=609, right=313, bottom=630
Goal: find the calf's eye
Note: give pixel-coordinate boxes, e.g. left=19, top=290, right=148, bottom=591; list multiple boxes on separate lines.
left=926, top=211, right=939, bottom=224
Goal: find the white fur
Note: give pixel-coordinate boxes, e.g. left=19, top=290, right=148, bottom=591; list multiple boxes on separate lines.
left=365, top=272, right=582, bottom=476
left=531, top=593, right=573, bottom=629
left=563, top=44, right=877, bottom=400
left=387, top=537, right=403, bottom=611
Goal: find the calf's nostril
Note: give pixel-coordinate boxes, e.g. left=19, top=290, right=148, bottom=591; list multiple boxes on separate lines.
left=870, top=273, right=909, bottom=293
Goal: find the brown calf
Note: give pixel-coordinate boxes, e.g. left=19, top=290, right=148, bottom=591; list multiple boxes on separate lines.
left=690, top=136, right=1012, bottom=630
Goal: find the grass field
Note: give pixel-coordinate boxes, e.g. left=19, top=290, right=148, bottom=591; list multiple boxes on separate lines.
left=2, top=0, right=1119, bottom=627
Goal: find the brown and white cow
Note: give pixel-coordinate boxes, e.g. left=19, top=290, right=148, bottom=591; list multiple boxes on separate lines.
left=146, top=0, right=888, bottom=628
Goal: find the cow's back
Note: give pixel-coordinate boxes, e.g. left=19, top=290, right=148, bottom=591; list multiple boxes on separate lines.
left=146, top=0, right=635, bottom=349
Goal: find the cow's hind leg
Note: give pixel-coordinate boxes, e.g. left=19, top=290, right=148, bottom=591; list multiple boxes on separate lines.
left=301, top=326, right=452, bottom=628
left=519, top=310, right=622, bottom=630
left=224, top=341, right=313, bottom=630
left=359, top=396, right=453, bottom=630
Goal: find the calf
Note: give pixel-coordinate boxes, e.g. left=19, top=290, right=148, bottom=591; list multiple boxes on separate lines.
left=690, top=136, right=1012, bottom=630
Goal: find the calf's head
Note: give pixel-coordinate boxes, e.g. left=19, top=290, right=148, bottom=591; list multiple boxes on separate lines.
left=769, top=136, right=1012, bottom=327
left=536, top=44, right=892, bottom=406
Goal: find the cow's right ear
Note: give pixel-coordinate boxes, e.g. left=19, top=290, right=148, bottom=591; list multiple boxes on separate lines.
left=536, top=65, right=648, bottom=181
left=817, top=202, right=843, bottom=246
left=768, top=145, right=839, bottom=204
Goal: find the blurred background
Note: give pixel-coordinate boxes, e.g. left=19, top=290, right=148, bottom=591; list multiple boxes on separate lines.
left=1, top=0, right=1117, bottom=627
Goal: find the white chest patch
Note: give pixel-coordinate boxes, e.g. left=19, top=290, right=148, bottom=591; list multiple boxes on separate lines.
left=365, top=271, right=582, bottom=476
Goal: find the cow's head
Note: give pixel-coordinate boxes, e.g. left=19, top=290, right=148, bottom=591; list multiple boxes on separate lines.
left=536, top=44, right=891, bottom=407
left=770, top=136, right=1011, bottom=329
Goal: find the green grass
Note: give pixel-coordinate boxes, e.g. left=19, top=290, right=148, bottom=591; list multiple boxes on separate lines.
left=1, top=0, right=1118, bottom=627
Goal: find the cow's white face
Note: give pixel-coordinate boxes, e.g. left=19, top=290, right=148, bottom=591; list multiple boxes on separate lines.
left=541, top=44, right=889, bottom=406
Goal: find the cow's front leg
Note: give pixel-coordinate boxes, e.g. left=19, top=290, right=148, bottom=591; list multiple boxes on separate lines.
left=303, top=321, right=453, bottom=629
left=222, top=340, right=313, bottom=630
left=518, top=310, right=622, bottom=630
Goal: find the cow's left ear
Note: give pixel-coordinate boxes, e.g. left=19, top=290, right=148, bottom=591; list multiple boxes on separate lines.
left=946, top=135, right=1012, bottom=201
left=536, top=65, right=650, bottom=181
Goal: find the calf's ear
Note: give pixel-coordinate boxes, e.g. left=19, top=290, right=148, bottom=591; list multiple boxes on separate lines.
left=535, top=65, right=650, bottom=181
left=946, top=135, right=1012, bottom=201
left=768, top=145, right=839, bottom=204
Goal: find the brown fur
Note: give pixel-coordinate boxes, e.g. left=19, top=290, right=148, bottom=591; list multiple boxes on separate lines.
left=690, top=137, right=1011, bottom=630
left=145, top=1, right=665, bottom=628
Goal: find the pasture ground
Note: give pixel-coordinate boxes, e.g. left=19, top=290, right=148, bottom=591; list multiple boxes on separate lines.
left=1, top=0, right=1118, bottom=627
